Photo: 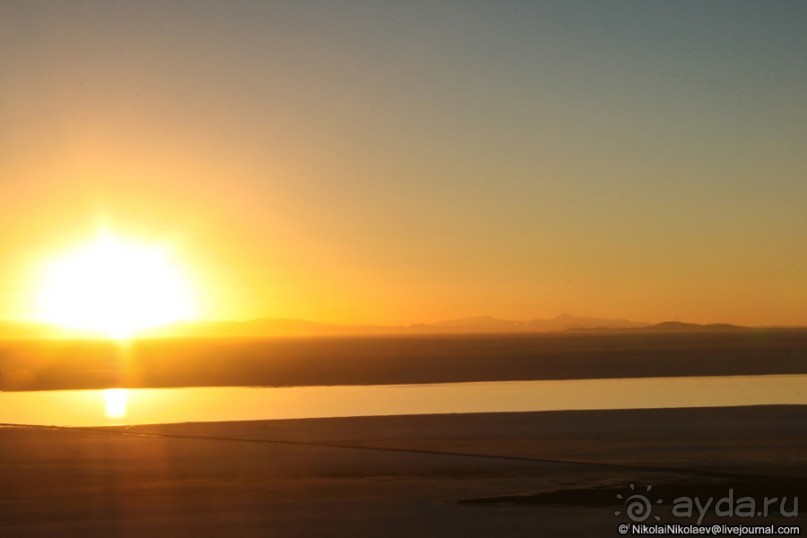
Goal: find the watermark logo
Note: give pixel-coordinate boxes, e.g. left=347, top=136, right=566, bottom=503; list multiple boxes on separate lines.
left=615, top=483, right=664, bottom=522
left=613, top=482, right=799, bottom=526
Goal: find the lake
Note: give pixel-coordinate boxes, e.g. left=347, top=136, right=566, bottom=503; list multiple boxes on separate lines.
left=1, top=373, right=805, bottom=427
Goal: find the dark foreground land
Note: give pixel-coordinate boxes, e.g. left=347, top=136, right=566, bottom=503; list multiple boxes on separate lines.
left=2, top=330, right=807, bottom=391
left=1, top=405, right=805, bottom=537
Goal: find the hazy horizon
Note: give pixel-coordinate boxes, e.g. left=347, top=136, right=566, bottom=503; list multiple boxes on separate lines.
left=3, top=311, right=803, bottom=342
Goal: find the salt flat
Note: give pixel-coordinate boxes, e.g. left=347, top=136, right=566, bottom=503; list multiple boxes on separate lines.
left=1, top=405, right=804, bottom=537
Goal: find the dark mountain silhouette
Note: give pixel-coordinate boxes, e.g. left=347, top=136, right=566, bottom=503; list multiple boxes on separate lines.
left=640, top=321, right=747, bottom=332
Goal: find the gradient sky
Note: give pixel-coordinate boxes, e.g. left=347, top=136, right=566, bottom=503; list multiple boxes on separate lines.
left=2, top=0, right=806, bottom=326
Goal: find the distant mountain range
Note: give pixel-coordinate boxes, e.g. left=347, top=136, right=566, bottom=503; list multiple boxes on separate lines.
left=0, top=314, right=766, bottom=339
left=138, top=313, right=648, bottom=337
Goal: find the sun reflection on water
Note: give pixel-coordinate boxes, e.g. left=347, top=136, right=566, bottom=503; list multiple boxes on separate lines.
left=103, top=388, right=128, bottom=419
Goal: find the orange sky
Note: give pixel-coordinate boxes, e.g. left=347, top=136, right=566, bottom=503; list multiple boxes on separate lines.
left=2, top=2, right=806, bottom=327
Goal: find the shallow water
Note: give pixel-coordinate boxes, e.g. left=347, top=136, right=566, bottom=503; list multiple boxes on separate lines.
left=0, top=373, right=805, bottom=427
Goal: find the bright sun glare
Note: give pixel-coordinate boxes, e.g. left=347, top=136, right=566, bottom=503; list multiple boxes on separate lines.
left=36, top=231, right=196, bottom=338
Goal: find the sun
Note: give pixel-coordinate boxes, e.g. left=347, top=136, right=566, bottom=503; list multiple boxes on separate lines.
left=35, top=230, right=196, bottom=338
